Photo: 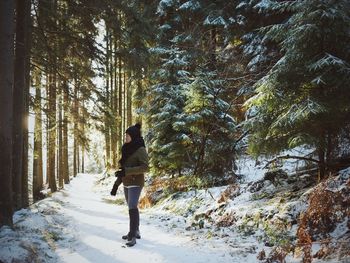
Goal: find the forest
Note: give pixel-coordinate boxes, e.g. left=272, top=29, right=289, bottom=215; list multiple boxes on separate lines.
left=0, top=0, right=349, bottom=262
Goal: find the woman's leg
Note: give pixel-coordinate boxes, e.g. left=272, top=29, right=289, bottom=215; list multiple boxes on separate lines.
left=126, top=186, right=142, bottom=210
left=124, top=187, right=142, bottom=245
left=127, top=186, right=142, bottom=234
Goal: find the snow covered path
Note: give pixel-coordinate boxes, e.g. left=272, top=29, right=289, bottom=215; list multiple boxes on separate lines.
left=54, top=174, right=235, bottom=263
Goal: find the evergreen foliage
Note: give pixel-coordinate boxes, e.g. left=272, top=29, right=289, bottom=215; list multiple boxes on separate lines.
left=146, top=0, right=239, bottom=178
left=245, top=0, right=350, bottom=175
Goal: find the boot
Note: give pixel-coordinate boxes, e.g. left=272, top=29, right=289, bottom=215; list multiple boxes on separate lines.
left=125, top=209, right=138, bottom=246
left=135, top=209, right=141, bottom=239
left=123, top=208, right=141, bottom=240
left=122, top=232, right=131, bottom=240
left=126, top=237, right=136, bottom=247
left=122, top=230, right=140, bottom=240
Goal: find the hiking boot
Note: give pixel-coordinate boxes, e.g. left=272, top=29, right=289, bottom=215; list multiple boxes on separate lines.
left=122, top=230, right=141, bottom=240
left=126, top=237, right=136, bottom=247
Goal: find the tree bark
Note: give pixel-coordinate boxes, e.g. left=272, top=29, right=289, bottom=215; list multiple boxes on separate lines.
left=118, top=39, right=123, bottom=160
left=33, top=73, right=44, bottom=202
left=123, top=72, right=126, bottom=133
left=21, top=0, right=31, bottom=208
left=13, top=0, right=27, bottom=210
left=73, top=83, right=78, bottom=176
left=58, top=80, right=63, bottom=188
left=127, top=71, right=132, bottom=127
left=62, top=80, right=69, bottom=184
left=45, top=73, right=50, bottom=185
left=48, top=71, right=57, bottom=192
left=81, top=100, right=85, bottom=173
left=104, top=25, right=111, bottom=168
left=0, top=0, right=15, bottom=227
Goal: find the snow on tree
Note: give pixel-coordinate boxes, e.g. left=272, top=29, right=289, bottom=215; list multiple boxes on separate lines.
left=245, top=0, right=350, bottom=178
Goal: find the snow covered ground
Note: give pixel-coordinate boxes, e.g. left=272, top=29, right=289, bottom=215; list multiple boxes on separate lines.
left=1, top=166, right=349, bottom=263
left=0, top=174, right=255, bottom=263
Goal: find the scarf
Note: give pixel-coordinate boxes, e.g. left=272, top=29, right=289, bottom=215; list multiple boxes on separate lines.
left=119, top=137, right=146, bottom=167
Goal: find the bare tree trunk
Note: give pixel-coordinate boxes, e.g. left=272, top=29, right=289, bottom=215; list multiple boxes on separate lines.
left=0, top=0, right=15, bottom=227
left=45, top=73, right=49, bottom=185
left=58, top=80, right=63, bottom=188
left=73, top=137, right=77, bottom=176
left=73, top=83, right=78, bottom=176
left=77, top=144, right=80, bottom=174
left=13, top=0, right=31, bottom=209
left=12, top=0, right=27, bottom=210
left=48, top=71, right=57, bottom=192
left=127, top=71, right=132, bottom=127
left=111, top=35, right=117, bottom=168
left=104, top=25, right=111, bottom=168
left=62, top=81, right=69, bottom=183
left=118, top=40, right=123, bottom=157
left=81, top=100, right=85, bottom=173
left=21, top=0, right=31, bottom=208
left=123, top=72, right=126, bottom=132
left=81, top=147, right=85, bottom=173
left=33, top=73, right=44, bottom=201
left=135, top=79, right=143, bottom=124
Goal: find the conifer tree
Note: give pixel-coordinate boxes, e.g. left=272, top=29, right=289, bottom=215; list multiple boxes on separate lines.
left=245, top=0, right=350, bottom=178
left=146, top=0, right=190, bottom=176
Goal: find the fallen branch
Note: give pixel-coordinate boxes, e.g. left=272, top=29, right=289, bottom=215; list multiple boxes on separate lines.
left=264, top=155, right=320, bottom=169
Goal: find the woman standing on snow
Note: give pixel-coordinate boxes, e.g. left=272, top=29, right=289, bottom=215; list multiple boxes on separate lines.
left=114, top=123, right=149, bottom=247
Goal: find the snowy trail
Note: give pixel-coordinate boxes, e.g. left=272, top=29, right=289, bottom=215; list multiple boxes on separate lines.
left=54, top=174, right=234, bottom=263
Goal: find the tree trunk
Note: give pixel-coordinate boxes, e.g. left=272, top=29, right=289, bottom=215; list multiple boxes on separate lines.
left=0, top=0, right=15, bottom=227
left=45, top=73, right=49, bottom=185
left=81, top=100, right=85, bottom=173
left=118, top=41, right=123, bottom=158
left=123, top=72, right=126, bottom=133
left=81, top=147, right=85, bottom=173
left=12, top=0, right=27, bottom=210
left=318, top=134, right=326, bottom=181
left=62, top=81, right=69, bottom=184
left=73, top=83, right=78, bottom=176
left=21, top=0, right=31, bottom=208
left=104, top=24, right=111, bottom=168
left=48, top=71, right=57, bottom=192
left=77, top=144, right=80, bottom=174
left=74, top=136, right=77, bottom=176
left=33, top=73, right=44, bottom=202
left=135, top=79, right=143, bottom=124
left=127, top=71, right=132, bottom=127
left=58, top=80, right=64, bottom=188
left=194, top=134, right=208, bottom=177
left=111, top=36, right=119, bottom=168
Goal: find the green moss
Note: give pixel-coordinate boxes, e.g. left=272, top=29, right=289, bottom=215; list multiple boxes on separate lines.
left=261, top=221, right=293, bottom=246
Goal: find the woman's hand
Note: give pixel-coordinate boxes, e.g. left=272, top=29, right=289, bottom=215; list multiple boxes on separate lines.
left=114, top=168, right=125, bottom=177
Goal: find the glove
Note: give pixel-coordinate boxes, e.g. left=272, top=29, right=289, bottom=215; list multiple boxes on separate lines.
left=110, top=176, right=122, bottom=196
left=114, top=168, right=125, bottom=178
left=110, top=183, right=118, bottom=196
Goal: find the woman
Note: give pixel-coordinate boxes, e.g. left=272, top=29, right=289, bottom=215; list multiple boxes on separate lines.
left=115, top=123, right=149, bottom=247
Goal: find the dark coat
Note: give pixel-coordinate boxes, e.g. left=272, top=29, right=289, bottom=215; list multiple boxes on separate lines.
left=122, top=146, right=149, bottom=187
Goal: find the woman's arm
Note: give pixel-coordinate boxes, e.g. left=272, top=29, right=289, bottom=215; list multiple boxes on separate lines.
left=124, top=147, right=149, bottom=176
